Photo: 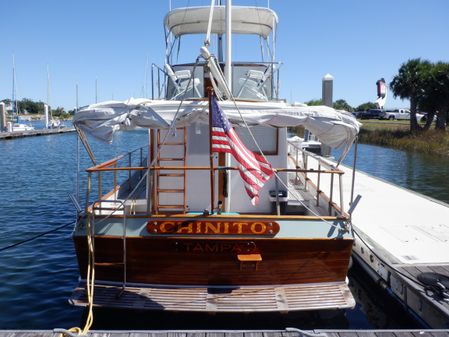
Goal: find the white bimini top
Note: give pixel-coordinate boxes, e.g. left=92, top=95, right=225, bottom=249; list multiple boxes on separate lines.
left=165, top=6, right=278, bottom=38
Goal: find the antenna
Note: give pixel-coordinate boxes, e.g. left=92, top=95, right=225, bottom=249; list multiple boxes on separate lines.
left=144, top=55, right=149, bottom=98
left=95, top=78, right=98, bottom=103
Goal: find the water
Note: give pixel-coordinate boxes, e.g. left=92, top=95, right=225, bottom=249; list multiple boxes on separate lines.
left=339, top=143, right=449, bottom=204
left=1, top=133, right=447, bottom=329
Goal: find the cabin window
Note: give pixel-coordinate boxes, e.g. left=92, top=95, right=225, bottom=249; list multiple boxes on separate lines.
left=235, top=125, right=278, bottom=155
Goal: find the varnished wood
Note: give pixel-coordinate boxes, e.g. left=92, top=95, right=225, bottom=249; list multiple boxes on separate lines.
left=73, top=236, right=353, bottom=286
left=146, top=219, right=280, bottom=236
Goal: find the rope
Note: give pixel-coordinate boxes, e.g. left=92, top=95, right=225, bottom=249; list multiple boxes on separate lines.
left=58, top=214, right=95, bottom=337
left=0, top=220, right=74, bottom=253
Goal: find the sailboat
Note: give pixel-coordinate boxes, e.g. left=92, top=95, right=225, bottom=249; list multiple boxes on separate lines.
left=9, top=56, right=35, bottom=132
left=70, top=3, right=359, bottom=313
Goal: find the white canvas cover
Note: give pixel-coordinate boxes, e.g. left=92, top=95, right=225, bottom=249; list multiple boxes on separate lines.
left=165, top=6, right=278, bottom=38
left=74, top=98, right=360, bottom=150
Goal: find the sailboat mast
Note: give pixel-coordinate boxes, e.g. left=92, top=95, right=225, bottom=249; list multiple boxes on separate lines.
left=11, top=55, right=17, bottom=127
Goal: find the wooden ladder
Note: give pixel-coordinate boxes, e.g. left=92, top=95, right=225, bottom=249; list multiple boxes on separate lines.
left=155, top=128, right=187, bottom=214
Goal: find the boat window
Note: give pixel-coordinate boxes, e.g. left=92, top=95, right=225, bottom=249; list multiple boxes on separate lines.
left=235, top=125, right=278, bottom=155
left=232, top=64, right=274, bottom=101
left=166, top=64, right=205, bottom=100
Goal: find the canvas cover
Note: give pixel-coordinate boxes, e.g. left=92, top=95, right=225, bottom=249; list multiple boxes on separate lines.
left=165, top=6, right=277, bottom=38
left=74, top=98, right=360, bottom=150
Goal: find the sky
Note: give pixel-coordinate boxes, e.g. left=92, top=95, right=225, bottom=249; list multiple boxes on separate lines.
left=1, top=0, right=449, bottom=111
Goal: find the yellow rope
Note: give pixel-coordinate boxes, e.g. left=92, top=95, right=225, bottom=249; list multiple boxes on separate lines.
left=59, top=213, right=95, bottom=337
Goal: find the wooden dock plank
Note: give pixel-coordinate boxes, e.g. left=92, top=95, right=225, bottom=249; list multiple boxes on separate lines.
left=0, top=127, right=75, bottom=140
left=0, top=331, right=448, bottom=337
left=336, top=332, right=359, bottom=337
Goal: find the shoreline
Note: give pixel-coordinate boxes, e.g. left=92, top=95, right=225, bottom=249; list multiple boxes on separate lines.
left=358, top=120, right=449, bottom=157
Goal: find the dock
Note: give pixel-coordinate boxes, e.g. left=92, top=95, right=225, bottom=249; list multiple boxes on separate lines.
left=293, top=152, right=449, bottom=328
left=0, top=127, right=75, bottom=139
left=347, top=165, right=449, bottom=328
left=0, top=330, right=448, bottom=337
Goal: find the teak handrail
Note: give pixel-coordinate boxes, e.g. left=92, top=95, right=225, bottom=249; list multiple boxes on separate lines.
left=85, top=165, right=344, bottom=175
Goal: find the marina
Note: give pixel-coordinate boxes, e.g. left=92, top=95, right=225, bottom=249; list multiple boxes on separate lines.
left=1, top=0, right=449, bottom=334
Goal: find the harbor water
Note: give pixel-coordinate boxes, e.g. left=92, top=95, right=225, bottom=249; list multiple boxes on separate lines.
left=1, top=131, right=447, bottom=329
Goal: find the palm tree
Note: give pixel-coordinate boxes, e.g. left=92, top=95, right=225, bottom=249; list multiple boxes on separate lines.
left=418, top=61, right=449, bottom=131
left=390, top=58, right=432, bottom=132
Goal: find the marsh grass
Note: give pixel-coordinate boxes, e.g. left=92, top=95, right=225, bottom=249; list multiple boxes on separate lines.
left=359, top=121, right=449, bottom=156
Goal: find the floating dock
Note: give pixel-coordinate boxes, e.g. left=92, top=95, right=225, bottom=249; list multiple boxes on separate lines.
left=346, top=166, right=449, bottom=328
left=292, top=152, right=449, bottom=328
left=0, top=127, right=75, bottom=139
left=0, top=329, right=448, bottom=337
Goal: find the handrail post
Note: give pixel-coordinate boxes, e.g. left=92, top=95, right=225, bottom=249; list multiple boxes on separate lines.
left=86, top=173, right=92, bottom=214
left=98, top=171, right=102, bottom=200
left=114, top=162, right=117, bottom=193
left=329, top=173, right=334, bottom=215
left=316, top=163, right=321, bottom=207
left=151, top=64, right=155, bottom=100
left=303, top=151, right=308, bottom=191
left=339, top=174, right=344, bottom=214
left=295, top=147, right=299, bottom=183
left=158, top=69, right=161, bottom=99
left=128, top=153, right=132, bottom=182
left=140, top=148, right=143, bottom=179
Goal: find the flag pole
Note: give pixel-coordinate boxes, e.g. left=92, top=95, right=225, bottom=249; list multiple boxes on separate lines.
left=208, top=86, right=215, bottom=214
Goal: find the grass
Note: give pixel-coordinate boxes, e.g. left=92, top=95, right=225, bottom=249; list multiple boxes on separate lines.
left=358, top=120, right=449, bottom=156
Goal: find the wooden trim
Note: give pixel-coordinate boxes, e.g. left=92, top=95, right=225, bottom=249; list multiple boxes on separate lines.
left=84, top=212, right=348, bottom=221
left=299, top=172, right=349, bottom=218
left=87, top=165, right=343, bottom=175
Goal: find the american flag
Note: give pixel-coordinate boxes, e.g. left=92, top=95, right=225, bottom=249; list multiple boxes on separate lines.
left=211, top=96, right=274, bottom=206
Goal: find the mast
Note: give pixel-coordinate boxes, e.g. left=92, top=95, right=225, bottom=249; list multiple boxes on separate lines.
left=208, top=87, right=215, bottom=214
left=11, top=55, right=16, bottom=129
left=225, top=0, right=232, bottom=90
left=224, top=0, right=232, bottom=212
left=46, top=65, right=51, bottom=128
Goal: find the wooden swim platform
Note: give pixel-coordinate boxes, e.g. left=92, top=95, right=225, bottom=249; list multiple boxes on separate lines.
left=70, top=281, right=355, bottom=312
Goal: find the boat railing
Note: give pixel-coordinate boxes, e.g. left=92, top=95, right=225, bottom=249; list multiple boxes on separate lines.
left=151, top=63, right=168, bottom=100
left=287, top=138, right=347, bottom=217
left=85, top=146, right=148, bottom=214
left=84, top=143, right=347, bottom=218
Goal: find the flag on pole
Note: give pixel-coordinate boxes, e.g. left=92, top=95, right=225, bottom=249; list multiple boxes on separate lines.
left=210, top=96, right=274, bottom=206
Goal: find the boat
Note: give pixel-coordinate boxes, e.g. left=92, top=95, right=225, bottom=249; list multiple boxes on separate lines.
left=69, top=3, right=360, bottom=313
left=7, top=121, right=35, bottom=132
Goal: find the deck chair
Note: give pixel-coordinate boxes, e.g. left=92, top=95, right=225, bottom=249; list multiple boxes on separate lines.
left=165, top=64, right=201, bottom=100
left=236, top=66, right=273, bottom=101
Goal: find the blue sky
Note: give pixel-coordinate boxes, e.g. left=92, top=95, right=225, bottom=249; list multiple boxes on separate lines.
left=1, top=0, right=448, bottom=110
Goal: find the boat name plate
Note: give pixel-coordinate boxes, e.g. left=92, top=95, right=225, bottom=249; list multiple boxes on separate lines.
left=147, top=220, right=279, bottom=236
left=174, top=240, right=258, bottom=254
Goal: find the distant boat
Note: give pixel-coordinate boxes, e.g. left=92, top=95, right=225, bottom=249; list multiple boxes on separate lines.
left=8, top=122, right=35, bottom=132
